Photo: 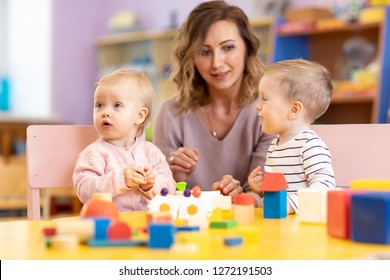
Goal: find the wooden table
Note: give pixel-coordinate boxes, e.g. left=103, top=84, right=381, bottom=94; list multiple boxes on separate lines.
left=1, top=209, right=390, bottom=260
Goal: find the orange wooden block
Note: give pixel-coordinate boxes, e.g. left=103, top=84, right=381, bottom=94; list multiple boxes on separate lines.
left=327, top=189, right=367, bottom=239
left=147, top=212, right=173, bottom=223
left=80, top=199, right=119, bottom=220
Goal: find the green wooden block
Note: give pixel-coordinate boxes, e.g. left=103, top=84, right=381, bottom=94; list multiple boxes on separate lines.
left=210, top=220, right=237, bottom=229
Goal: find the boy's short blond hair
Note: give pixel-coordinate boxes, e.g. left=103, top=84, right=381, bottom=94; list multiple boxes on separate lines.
left=96, top=68, right=154, bottom=131
left=264, top=59, right=333, bottom=123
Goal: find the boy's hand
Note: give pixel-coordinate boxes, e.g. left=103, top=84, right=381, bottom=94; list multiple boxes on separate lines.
left=248, top=166, right=264, bottom=193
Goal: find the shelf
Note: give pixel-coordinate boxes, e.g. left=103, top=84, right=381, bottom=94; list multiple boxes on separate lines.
left=278, top=22, right=381, bottom=37
left=96, top=29, right=177, bottom=46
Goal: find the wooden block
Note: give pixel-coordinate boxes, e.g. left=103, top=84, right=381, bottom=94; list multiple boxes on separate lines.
left=212, top=195, right=231, bottom=211
left=209, top=220, right=237, bottom=229
left=232, top=204, right=254, bottom=225
left=50, top=234, right=79, bottom=250
left=107, top=220, right=131, bottom=240
left=298, top=188, right=328, bottom=224
left=263, top=190, right=287, bottom=219
left=350, top=179, right=390, bottom=191
left=224, top=237, right=243, bottom=246
left=148, top=223, right=175, bottom=249
left=327, top=189, right=365, bottom=239
left=88, top=239, right=147, bottom=247
left=94, top=218, right=111, bottom=240
left=56, top=219, right=94, bottom=242
left=351, top=192, right=390, bottom=244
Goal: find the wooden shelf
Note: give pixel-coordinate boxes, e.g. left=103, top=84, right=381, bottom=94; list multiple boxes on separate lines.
left=96, top=29, right=177, bottom=46
left=278, top=22, right=380, bottom=37
left=273, top=10, right=390, bottom=124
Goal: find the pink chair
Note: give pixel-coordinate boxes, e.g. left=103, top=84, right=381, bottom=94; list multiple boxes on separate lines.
left=26, top=125, right=98, bottom=220
left=311, top=124, right=390, bottom=188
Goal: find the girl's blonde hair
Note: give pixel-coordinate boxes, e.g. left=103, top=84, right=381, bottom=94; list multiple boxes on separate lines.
left=264, top=59, right=333, bottom=122
left=96, top=68, right=154, bottom=133
left=171, top=0, right=264, bottom=113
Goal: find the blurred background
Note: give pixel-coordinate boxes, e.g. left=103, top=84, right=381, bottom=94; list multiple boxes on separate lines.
left=1, top=0, right=389, bottom=218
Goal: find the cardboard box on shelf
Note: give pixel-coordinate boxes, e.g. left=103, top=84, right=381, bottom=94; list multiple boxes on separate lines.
left=285, top=7, right=333, bottom=23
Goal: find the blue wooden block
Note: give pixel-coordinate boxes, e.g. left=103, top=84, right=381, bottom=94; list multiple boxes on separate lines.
left=88, top=239, right=147, bottom=247
left=263, top=190, right=287, bottom=219
left=176, top=225, right=200, bottom=232
left=224, top=237, right=243, bottom=247
left=351, top=192, right=390, bottom=244
left=148, top=223, right=175, bottom=249
left=94, top=218, right=111, bottom=240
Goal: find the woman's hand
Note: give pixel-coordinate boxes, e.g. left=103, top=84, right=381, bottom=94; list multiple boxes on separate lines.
left=212, top=175, right=243, bottom=196
left=168, top=147, right=198, bottom=182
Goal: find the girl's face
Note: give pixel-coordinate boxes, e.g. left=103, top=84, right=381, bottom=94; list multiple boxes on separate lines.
left=194, top=20, right=246, bottom=94
left=93, top=80, right=146, bottom=145
left=256, top=73, right=291, bottom=136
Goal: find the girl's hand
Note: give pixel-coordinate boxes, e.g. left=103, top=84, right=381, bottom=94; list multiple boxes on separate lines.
left=140, top=167, right=155, bottom=191
left=123, top=166, right=146, bottom=188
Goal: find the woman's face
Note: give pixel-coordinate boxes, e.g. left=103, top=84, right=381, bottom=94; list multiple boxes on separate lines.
left=194, top=20, right=246, bottom=93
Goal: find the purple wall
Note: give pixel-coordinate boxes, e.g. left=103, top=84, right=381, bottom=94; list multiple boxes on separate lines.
left=51, top=0, right=255, bottom=124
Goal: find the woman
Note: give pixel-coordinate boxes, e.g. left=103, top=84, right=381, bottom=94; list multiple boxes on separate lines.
left=153, top=0, right=274, bottom=206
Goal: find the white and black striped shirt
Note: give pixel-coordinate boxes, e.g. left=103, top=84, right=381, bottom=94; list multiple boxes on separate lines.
left=265, top=130, right=335, bottom=212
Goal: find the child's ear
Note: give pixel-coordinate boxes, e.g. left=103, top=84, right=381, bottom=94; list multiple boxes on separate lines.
left=288, top=101, right=303, bottom=120
left=135, top=107, right=149, bottom=125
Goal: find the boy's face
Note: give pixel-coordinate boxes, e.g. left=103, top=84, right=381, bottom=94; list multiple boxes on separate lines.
left=256, top=73, right=291, bottom=135
left=93, top=80, right=145, bottom=142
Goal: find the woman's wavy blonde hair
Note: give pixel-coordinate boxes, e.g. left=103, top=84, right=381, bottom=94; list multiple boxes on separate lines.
left=171, top=0, right=264, bottom=113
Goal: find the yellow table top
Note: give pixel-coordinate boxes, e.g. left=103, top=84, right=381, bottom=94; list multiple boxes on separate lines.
left=1, top=209, right=390, bottom=260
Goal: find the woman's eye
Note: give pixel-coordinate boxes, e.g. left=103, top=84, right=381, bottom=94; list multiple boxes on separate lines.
left=200, top=49, right=210, bottom=56
left=223, top=45, right=235, bottom=52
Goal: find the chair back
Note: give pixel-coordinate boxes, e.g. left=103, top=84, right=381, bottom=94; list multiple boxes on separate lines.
left=311, top=124, right=390, bottom=188
left=26, top=125, right=98, bottom=220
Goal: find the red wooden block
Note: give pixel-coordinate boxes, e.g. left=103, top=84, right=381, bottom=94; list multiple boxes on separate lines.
left=232, top=194, right=255, bottom=205
left=107, top=220, right=131, bottom=240
left=260, top=173, right=288, bottom=192
left=327, top=189, right=367, bottom=239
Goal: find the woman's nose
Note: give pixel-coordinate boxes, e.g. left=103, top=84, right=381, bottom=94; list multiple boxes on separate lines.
left=212, top=52, right=224, bottom=69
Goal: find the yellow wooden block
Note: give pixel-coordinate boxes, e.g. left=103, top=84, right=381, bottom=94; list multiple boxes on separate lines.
left=350, top=179, right=390, bottom=191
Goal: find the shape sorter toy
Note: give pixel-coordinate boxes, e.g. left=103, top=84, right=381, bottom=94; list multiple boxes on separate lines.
left=350, top=191, right=390, bottom=244
left=260, top=172, right=288, bottom=219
